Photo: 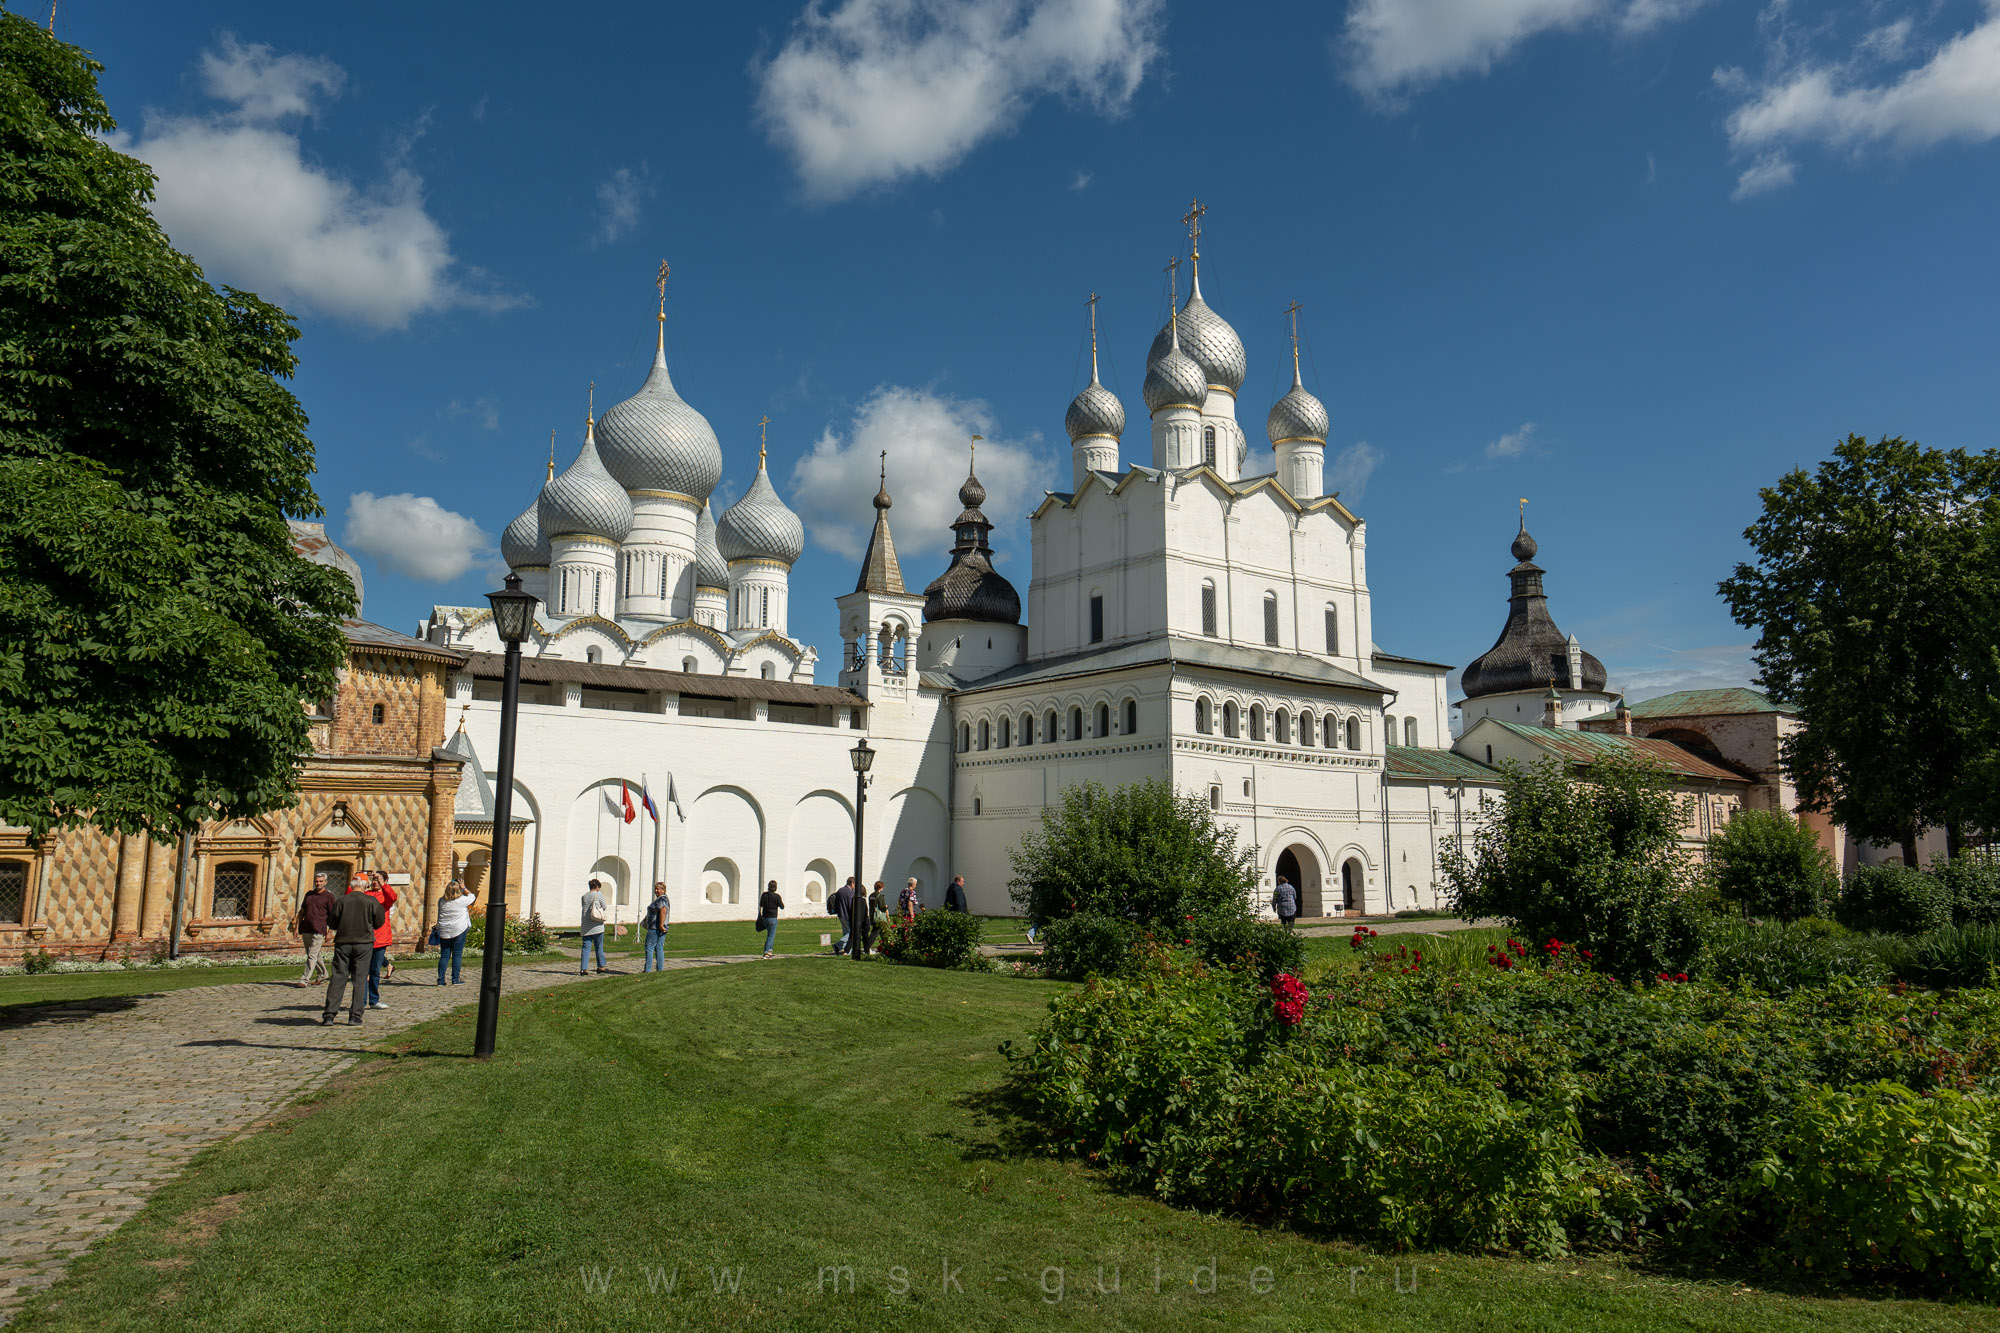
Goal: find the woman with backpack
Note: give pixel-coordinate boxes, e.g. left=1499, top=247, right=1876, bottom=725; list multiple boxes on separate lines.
left=756, top=881, right=784, bottom=958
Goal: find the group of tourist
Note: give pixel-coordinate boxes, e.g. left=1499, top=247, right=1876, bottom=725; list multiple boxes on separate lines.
left=577, top=877, right=676, bottom=975
left=296, top=869, right=481, bottom=1025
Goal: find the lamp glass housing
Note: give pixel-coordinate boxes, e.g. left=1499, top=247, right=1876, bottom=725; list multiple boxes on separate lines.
left=487, top=573, right=538, bottom=644
left=849, top=738, right=876, bottom=774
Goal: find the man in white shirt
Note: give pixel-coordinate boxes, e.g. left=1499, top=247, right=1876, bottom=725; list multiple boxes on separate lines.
left=579, top=878, right=609, bottom=975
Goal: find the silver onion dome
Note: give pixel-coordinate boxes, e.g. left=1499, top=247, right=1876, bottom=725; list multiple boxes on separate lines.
left=1142, top=342, right=1207, bottom=414
left=594, top=332, right=725, bottom=500
left=716, top=455, right=805, bottom=565
left=539, top=422, right=634, bottom=542
left=693, top=500, right=729, bottom=590
left=500, top=492, right=551, bottom=567
left=1146, top=295, right=1246, bottom=394
left=1065, top=379, right=1125, bottom=441
left=1266, top=380, right=1328, bottom=445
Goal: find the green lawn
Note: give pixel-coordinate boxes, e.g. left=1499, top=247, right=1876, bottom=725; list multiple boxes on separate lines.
left=13, top=963, right=1990, bottom=1332
left=586, top=915, right=1029, bottom=958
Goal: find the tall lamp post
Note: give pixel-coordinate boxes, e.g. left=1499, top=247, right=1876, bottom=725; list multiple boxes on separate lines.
left=473, top=572, right=538, bottom=1059
left=849, top=737, right=874, bottom=961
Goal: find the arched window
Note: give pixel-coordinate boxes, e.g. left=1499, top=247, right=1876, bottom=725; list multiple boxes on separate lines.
left=1095, top=702, right=1110, bottom=738
left=1300, top=709, right=1315, bottom=747
left=1325, top=604, right=1339, bottom=655
left=1346, top=717, right=1361, bottom=750
left=978, top=720, right=990, bottom=750
left=1263, top=593, right=1279, bottom=646
left=973, top=796, right=982, bottom=816
left=1069, top=706, right=1083, bottom=740
left=1089, top=593, right=1105, bottom=643
left=959, top=723, right=971, bottom=753
left=1404, top=717, right=1419, bottom=747
left=1123, top=698, right=1137, bottom=735
left=370, top=703, right=384, bottom=724
left=1045, top=709, right=1058, bottom=743
left=0, top=858, right=28, bottom=924
left=1203, top=424, right=1216, bottom=468
left=1222, top=701, right=1240, bottom=738
left=1486, top=745, right=1494, bottom=765
left=1275, top=708, right=1290, bottom=744
left=1196, top=698, right=1212, bottom=734
left=1324, top=714, right=1338, bottom=748
left=210, top=861, right=256, bottom=920
left=1200, top=581, right=1218, bottom=637
left=1020, top=712, right=1034, bottom=746
left=999, top=716, right=1011, bottom=748
left=1209, top=784, right=1222, bottom=811
left=1249, top=703, right=1265, bottom=741
left=682, top=656, right=698, bottom=674
left=760, top=662, right=775, bottom=680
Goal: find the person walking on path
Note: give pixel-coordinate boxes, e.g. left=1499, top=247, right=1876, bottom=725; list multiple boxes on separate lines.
left=757, top=881, right=784, bottom=958
left=293, top=873, right=335, bottom=987
left=433, top=880, right=477, bottom=986
left=1273, top=875, right=1299, bottom=929
left=898, top=878, right=920, bottom=918
left=364, top=872, right=398, bottom=1010
left=869, top=881, right=889, bottom=932
left=321, top=877, right=386, bottom=1025
left=944, top=876, right=968, bottom=914
left=579, top=878, right=610, bottom=974
left=831, top=877, right=856, bottom=954
left=641, top=882, right=672, bottom=972
left=848, top=881, right=877, bottom=957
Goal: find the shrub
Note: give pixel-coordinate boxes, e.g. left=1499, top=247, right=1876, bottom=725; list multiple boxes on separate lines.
left=1697, top=918, right=1890, bottom=994
left=879, top=908, right=983, bottom=970
left=463, top=912, right=549, bottom=955
left=1936, top=855, right=2000, bottom=927
left=1190, top=913, right=1303, bottom=980
left=1732, top=1082, right=2000, bottom=1299
left=21, top=946, right=55, bottom=974
left=1037, top=911, right=1140, bottom=980
left=1705, top=810, right=1836, bottom=921
left=1441, top=755, right=1707, bottom=979
left=1008, top=778, right=1258, bottom=935
left=1881, top=924, right=2000, bottom=990
left=1835, top=864, right=1952, bottom=935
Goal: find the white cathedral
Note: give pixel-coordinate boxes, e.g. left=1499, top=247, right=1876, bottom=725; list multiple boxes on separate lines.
left=426, top=223, right=1505, bottom=927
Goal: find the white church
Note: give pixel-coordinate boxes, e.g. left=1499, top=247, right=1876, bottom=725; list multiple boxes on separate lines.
left=425, top=217, right=1506, bottom=927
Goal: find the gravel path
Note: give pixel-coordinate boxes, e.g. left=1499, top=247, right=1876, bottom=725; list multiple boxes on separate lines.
left=0, top=950, right=771, bottom=1324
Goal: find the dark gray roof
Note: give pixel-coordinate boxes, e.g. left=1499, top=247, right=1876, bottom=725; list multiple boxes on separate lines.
left=343, top=619, right=467, bottom=666
left=950, top=634, right=1391, bottom=697
left=1460, top=521, right=1606, bottom=700
left=922, top=466, right=1020, bottom=624
left=458, top=652, right=866, bottom=708
left=1372, top=650, right=1455, bottom=672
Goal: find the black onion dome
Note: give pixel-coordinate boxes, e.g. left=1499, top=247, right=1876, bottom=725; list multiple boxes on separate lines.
left=1459, top=522, right=1607, bottom=700
left=922, top=459, right=1019, bottom=624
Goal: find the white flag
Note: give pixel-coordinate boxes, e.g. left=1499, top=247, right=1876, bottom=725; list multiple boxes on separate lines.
left=602, top=785, right=622, bottom=819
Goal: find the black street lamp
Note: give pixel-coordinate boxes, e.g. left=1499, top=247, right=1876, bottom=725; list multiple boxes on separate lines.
left=849, top=737, right=874, bottom=961
left=473, top=572, right=538, bottom=1060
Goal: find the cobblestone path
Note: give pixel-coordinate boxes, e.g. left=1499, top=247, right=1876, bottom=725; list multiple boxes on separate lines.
left=0, top=952, right=770, bottom=1324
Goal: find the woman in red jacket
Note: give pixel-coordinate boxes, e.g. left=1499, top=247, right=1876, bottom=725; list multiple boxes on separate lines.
left=364, top=871, right=398, bottom=1010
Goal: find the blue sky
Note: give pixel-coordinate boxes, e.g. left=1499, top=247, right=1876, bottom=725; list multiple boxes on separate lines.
left=60, top=0, right=2000, bottom=704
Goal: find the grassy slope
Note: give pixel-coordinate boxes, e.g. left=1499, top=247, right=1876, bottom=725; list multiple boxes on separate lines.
left=13, top=963, right=1993, bottom=1333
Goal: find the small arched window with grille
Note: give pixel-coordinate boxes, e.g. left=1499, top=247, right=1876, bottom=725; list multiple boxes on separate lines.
left=999, top=716, right=1011, bottom=748
left=1405, top=717, right=1419, bottom=747
left=978, top=720, right=990, bottom=750
left=1300, top=709, right=1315, bottom=747
left=1124, top=698, right=1137, bottom=735
left=1222, top=701, right=1240, bottom=738
left=1275, top=709, right=1290, bottom=744
left=1069, top=706, right=1083, bottom=740
left=1200, top=581, right=1218, bottom=637
left=211, top=861, right=256, bottom=920
left=1263, top=593, right=1279, bottom=646
left=1325, top=605, right=1339, bottom=654
left=1095, top=702, right=1110, bottom=738
left=1209, top=785, right=1222, bottom=811
left=1195, top=698, right=1212, bottom=734
left=959, top=723, right=971, bottom=753
left=1346, top=716, right=1361, bottom=749
left=1324, top=714, right=1338, bottom=748
left=1203, top=425, right=1216, bottom=468
left=0, top=858, right=27, bottom=925
left=1045, top=709, right=1058, bottom=743
left=1249, top=703, right=1265, bottom=742
left=1019, top=713, right=1033, bottom=746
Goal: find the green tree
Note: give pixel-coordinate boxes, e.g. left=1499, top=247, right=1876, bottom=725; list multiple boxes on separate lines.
left=1719, top=435, right=2000, bottom=864
left=0, top=15, right=352, bottom=842
left=1008, top=778, right=1259, bottom=934
left=1705, top=809, right=1837, bottom=921
left=1441, top=755, right=1705, bottom=978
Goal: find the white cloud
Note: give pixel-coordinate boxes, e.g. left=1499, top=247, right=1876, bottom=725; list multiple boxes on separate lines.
left=592, top=165, right=654, bottom=245
left=756, top=0, right=1163, bottom=201
left=1341, top=0, right=1705, bottom=100
left=343, top=492, right=493, bottom=582
left=1731, top=149, right=1796, bottom=198
left=1327, top=440, right=1384, bottom=501
left=1722, top=4, right=2000, bottom=177
left=111, top=34, right=518, bottom=330
left=1071, top=167, right=1093, bottom=190
left=1606, top=641, right=1758, bottom=702
left=788, top=387, right=1048, bottom=568
left=445, top=397, right=500, bottom=431
left=1485, top=421, right=1538, bottom=460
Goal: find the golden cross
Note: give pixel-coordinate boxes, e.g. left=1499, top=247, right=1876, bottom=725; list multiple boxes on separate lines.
left=969, top=434, right=982, bottom=470
left=1285, top=299, right=1303, bottom=375
left=1164, top=255, right=1179, bottom=309
left=1086, top=291, right=1101, bottom=375
left=656, top=260, right=669, bottom=316
left=758, top=415, right=771, bottom=465
left=547, top=429, right=555, bottom=480
left=879, top=448, right=887, bottom=486
left=1520, top=497, right=1530, bottom=515
left=1182, top=197, right=1205, bottom=256
left=587, top=380, right=595, bottom=425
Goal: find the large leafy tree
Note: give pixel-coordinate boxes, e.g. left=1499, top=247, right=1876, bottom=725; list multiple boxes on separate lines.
left=0, top=14, right=352, bottom=842
left=1718, top=436, right=2000, bottom=863
left=1008, top=778, right=1259, bottom=933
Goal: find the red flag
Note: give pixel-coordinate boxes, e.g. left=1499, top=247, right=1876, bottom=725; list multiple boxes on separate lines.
left=620, top=783, right=637, bottom=825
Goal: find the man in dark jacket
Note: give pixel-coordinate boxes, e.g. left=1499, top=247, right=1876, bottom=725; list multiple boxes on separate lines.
left=293, top=872, right=335, bottom=987
left=322, top=878, right=386, bottom=1025
left=830, top=877, right=856, bottom=954
left=944, top=876, right=968, bottom=913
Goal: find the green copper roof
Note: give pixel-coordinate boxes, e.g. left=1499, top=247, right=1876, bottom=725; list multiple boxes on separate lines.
left=1385, top=746, right=1501, bottom=781
left=1487, top=720, right=1749, bottom=783
left=1626, top=688, right=1783, bottom=719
